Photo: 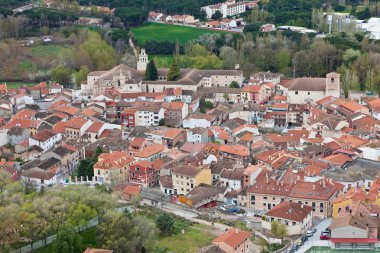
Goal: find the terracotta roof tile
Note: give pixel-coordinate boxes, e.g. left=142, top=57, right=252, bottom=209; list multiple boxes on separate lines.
left=213, top=229, right=251, bottom=248
left=266, top=201, right=313, bottom=222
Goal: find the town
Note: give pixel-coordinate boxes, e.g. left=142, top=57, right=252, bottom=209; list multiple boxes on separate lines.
left=1, top=0, right=380, bottom=253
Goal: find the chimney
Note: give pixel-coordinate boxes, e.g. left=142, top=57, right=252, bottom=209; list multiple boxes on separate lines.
left=301, top=204, right=304, bottom=209
left=235, top=229, right=239, bottom=234
left=323, top=180, right=326, bottom=188
left=281, top=181, right=284, bottom=186
left=297, top=175, right=300, bottom=181
left=313, top=184, right=316, bottom=191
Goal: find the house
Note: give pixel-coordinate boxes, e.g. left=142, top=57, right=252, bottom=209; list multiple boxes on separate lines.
left=120, top=108, right=137, bottom=128
left=218, top=144, right=251, bottom=166
left=122, top=184, right=142, bottom=201
left=187, top=127, right=209, bottom=144
left=247, top=172, right=342, bottom=218
left=220, top=168, right=244, bottom=191
left=160, top=175, right=174, bottom=195
left=29, top=130, right=62, bottom=152
left=163, top=102, right=189, bottom=127
left=83, top=248, right=113, bottom=253
left=129, top=161, right=159, bottom=187
left=162, top=128, right=186, bottom=149
left=262, top=201, right=313, bottom=236
left=171, top=165, right=212, bottom=195
left=20, top=157, right=61, bottom=188
left=183, top=114, right=215, bottom=128
left=251, top=72, right=281, bottom=84
left=260, top=24, right=276, bottom=32
left=330, top=215, right=379, bottom=250
left=10, top=94, right=26, bottom=110
left=134, top=144, right=165, bottom=162
left=85, top=121, right=105, bottom=143
left=287, top=72, right=341, bottom=104
left=65, top=117, right=92, bottom=140
left=240, top=85, right=265, bottom=103
left=212, top=228, right=251, bottom=253
left=93, top=151, right=134, bottom=184
left=7, top=127, right=30, bottom=146
left=202, top=1, right=246, bottom=19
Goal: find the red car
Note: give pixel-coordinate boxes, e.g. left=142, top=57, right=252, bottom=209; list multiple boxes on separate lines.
left=320, top=234, right=330, bottom=240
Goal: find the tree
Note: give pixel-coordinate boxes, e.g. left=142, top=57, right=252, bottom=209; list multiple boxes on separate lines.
left=97, top=211, right=157, bottom=253
left=115, top=8, right=148, bottom=27
left=156, top=213, right=175, bottom=235
left=270, top=220, right=288, bottom=239
left=229, top=81, right=239, bottom=88
left=50, top=65, right=73, bottom=87
left=74, top=66, right=90, bottom=85
left=167, top=59, right=181, bottom=81
left=144, top=60, right=158, bottom=81
left=211, top=10, right=223, bottom=20
left=52, top=227, right=83, bottom=253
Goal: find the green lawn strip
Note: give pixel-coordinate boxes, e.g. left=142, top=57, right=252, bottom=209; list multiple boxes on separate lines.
left=155, top=224, right=214, bottom=253
left=132, top=22, right=229, bottom=44
left=306, top=246, right=380, bottom=253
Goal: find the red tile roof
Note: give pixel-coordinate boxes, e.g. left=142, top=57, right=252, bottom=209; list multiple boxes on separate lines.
left=65, top=117, right=88, bottom=129
left=213, top=229, right=251, bottom=248
left=86, top=121, right=104, bottom=133
left=265, top=201, right=313, bottom=222
left=135, top=144, right=165, bottom=158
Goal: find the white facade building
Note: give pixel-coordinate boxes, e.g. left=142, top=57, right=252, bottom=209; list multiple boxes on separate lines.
left=202, top=1, right=246, bottom=19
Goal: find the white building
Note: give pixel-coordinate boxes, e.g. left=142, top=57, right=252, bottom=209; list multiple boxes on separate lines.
left=202, top=1, right=246, bottom=19
left=135, top=107, right=165, bottom=127
left=262, top=201, right=313, bottom=236
left=137, top=48, right=148, bottom=71
left=29, top=130, right=62, bottom=152
left=183, top=114, right=214, bottom=129
left=287, top=72, right=341, bottom=104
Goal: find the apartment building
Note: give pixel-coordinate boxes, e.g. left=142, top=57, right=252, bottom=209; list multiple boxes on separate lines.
left=247, top=172, right=342, bottom=218
left=172, top=165, right=212, bottom=195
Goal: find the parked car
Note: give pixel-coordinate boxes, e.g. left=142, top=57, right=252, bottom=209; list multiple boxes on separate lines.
left=227, top=207, right=240, bottom=213
left=306, top=230, right=313, bottom=237
left=320, top=234, right=330, bottom=240
left=301, top=236, right=308, bottom=243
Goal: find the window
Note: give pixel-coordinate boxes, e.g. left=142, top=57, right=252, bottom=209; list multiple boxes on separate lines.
left=263, top=196, right=268, bottom=200
left=308, top=92, right=310, bottom=95
left=295, top=91, right=298, bottom=95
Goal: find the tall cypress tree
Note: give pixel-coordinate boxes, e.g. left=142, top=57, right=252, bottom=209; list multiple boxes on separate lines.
left=144, top=60, right=158, bottom=81
left=167, top=58, right=181, bottom=81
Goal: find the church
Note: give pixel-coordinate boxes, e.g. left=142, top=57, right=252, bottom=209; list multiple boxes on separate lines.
left=81, top=49, right=244, bottom=96
left=286, top=72, right=341, bottom=104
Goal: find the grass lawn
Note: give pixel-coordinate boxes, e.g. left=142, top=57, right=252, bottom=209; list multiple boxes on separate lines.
left=5, top=82, right=38, bottom=89
left=155, top=224, right=214, bottom=253
left=34, top=227, right=97, bottom=253
left=132, top=22, right=229, bottom=44
left=31, top=44, right=66, bottom=58
left=150, top=54, right=174, bottom=68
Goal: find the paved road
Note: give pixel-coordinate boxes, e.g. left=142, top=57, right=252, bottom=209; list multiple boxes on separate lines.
left=295, top=218, right=332, bottom=252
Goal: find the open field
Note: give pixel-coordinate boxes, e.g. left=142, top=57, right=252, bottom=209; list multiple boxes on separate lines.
left=155, top=224, right=214, bottom=253
left=150, top=54, right=174, bottom=68
left=0, top=43, right=66, bottom=82
left=132, top=22, right=229, bottom=44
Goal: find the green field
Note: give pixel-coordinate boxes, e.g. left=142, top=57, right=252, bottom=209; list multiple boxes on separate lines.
left=0, top=43, right=66, bottom=82
left=33, top=222, right=214, bottom=253
left=155, top=224, right=214, bottom=253
left=150, top=54, right=174, bottom=68
left=132, top=23, right=229, bottom=44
